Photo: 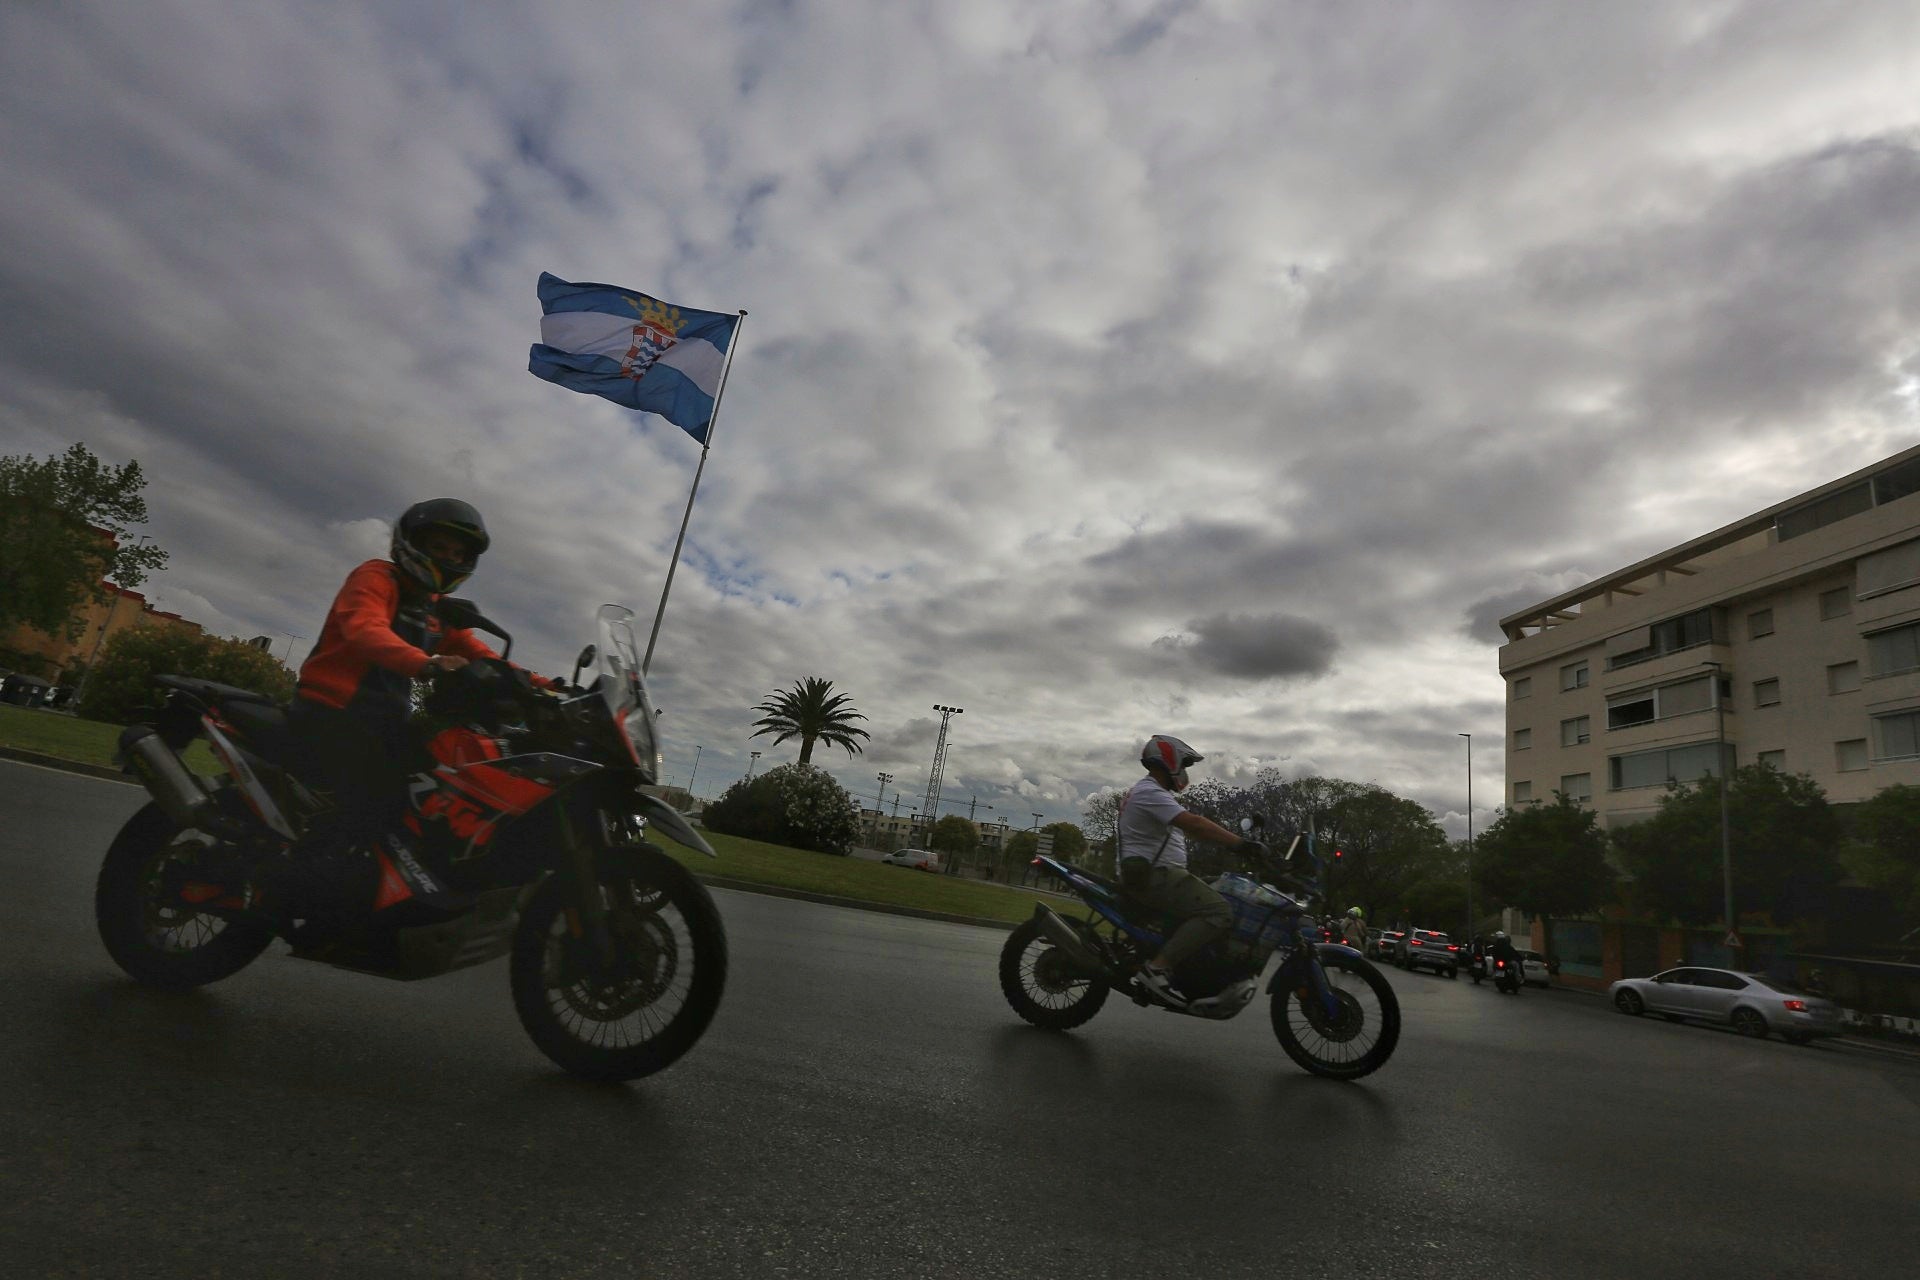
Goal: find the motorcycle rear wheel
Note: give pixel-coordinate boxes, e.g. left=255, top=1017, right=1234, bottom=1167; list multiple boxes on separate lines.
left=509, top=848, right=727, bottom=1081
left=998, top=917, right=1110, bottom=1031
left=1270, top=949, right=1400, bottom=1080
left=95, top=801, right=273, bottom=990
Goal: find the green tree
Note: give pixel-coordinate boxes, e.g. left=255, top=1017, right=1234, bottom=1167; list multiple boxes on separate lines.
left=1081, top=789, right=1122, bottom=866
left=1003, top=828, right=1040, bottom=879
left=1474, top=793, right=1618, bottom=956
left=0, top=443, right=167, bottom=643
left=79, top=626, right=294, bottom=723
left=1847, top=783, right=1920, bottom=922
left=701, top=763, right=861, bottom=854
left=749, top=677, right=871, bottom=766
left=929, top=814, right=979, bottom=863
left=1612, top=765, right=1842, bottom=926
left=1042, top=821, right=1087, bottom=867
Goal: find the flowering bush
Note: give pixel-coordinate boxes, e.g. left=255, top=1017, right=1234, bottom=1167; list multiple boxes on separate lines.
left=701, top=762, right=860, bottom=854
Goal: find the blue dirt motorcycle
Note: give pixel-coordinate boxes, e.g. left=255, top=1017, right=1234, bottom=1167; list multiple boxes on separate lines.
left=999, top=820, right=1400, bottom=1079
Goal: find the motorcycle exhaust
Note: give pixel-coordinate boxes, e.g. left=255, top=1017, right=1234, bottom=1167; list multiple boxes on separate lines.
left=119, top=725, right=215, bottom=830
left=1032, top=905, right=1105, bottom=977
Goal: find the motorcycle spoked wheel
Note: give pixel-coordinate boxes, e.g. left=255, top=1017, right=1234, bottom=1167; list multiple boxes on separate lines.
left=998, top=917, right=1110, bottom=1031
left=95, top=801, right=273, bottom=990
left=1269, top=949, right=1401, bottom=1080
left=509, top=849, right=727, bottom=1082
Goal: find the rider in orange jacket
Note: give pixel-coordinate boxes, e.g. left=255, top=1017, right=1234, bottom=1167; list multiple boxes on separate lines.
left=266, top=498, right=526, bottom=934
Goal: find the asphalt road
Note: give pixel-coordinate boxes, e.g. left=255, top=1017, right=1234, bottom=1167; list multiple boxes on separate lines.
left=3, top=758, right=1917, bottom=1279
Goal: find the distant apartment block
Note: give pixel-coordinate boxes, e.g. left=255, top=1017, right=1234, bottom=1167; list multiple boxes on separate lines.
left=1499, top=445, right=1920, bottom=829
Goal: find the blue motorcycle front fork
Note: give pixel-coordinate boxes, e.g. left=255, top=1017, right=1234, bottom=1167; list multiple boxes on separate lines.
left=1273, top=937, right=1355, bottom=1021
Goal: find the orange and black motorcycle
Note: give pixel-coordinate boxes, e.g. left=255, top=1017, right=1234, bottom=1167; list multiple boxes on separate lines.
left=94, top=601, right=726, bottom=1081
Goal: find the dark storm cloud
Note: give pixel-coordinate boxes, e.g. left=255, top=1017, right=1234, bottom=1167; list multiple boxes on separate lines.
left=1153, top=612, right=1339, bottom=681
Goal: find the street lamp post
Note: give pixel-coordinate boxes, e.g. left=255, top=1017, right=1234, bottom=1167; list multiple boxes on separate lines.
left=747, top=750, right=761, bottom=779
left=1702, top=660, right=1736, bottom=958
left=688, top=745, right=704, bottom=796
left=1031, top=813, right=1043, bottom=831
left=1459, top=732, right=1474, bottom=940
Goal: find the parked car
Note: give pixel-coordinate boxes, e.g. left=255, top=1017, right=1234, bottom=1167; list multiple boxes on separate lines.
left=1370, top=930, right=1406, bottom=962
left=882, top=848, right=940, bottom=872
left=1515, top=948, right=1550, bottom=988
left=1608, top=967, right=1843, bottom=1044
left=1397, top=929, right=1460, bottom=977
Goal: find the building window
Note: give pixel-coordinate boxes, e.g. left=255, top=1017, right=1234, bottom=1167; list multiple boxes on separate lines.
left=1820, top=587, right=1853, bottom=620
left=1512, top=676, right=1531, bottom=700
left=1748, top=608, right=1774, bottom=639
left=1513, top=781, right=1533, bottom=804
left=1609, top=741, right=1725, bottom=790
left=1560, top=773, right=1592, bottom=802
left=1828, top=661, right=1861, bottom=694
left=1778, top=482, right=1872, bottom=541
left=1561, top=661, right=1589, bottom=691
left=1757, top=749, right=1785, bottom=770
left=1836, top=739, right=1869, bottom=772
left=1513, top=728, right=1532, bottom=750
left=1753, top=678, right=1781, bottom=707
left=1607, top=607, right=1717, bottom=670
left=1875, top=712, right=1920, bottom=761
left=1607, top=674, right=1714, bottom=730
left=1561, top=715, right=1590, bottom=746
left=1867, top=622, right=1920, bottom=676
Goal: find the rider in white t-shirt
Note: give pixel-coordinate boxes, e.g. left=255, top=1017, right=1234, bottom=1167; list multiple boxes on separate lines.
left=1121, top=735, right=1269, bottom=1006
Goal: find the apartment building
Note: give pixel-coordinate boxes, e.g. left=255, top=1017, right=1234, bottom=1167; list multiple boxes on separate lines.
left=1500, top=445, right=1920, bottom=830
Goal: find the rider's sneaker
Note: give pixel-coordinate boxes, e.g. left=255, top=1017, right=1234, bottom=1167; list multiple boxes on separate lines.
left=1137, top=964, right=1187, bottom=1007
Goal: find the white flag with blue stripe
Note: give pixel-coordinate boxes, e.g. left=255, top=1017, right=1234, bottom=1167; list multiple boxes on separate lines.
left=528, top=273, right=739, bottom=443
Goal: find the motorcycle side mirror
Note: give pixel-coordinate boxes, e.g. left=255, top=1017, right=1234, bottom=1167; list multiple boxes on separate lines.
left=436, top=596, right=512, bottom=659
left=571, top=643, right=596, bottom=688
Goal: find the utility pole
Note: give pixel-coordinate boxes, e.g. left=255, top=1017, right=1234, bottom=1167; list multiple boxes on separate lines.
left=966, top=796, right=992, bottom=822
left=1702, top=660, right=1738, bottom=961
left=876, top=771, right=893, bottom=811
left=920, top=705, right=961, bottom=844
left=688, top=745, right=703, bottom=796
left=1460, top=732, right=1474, bottom=941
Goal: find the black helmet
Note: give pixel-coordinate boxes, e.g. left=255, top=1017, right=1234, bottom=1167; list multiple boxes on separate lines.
left=1140, top=734, right=1203, bottom=791
left=392, top=498, right=489, bottom=594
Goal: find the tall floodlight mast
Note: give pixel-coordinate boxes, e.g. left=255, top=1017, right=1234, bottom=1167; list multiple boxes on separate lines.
left=920, top=705, right=963, bottom=845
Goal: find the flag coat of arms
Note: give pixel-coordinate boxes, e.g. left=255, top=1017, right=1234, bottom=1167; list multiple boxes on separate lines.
left=528, top=273, right=740, bottom=442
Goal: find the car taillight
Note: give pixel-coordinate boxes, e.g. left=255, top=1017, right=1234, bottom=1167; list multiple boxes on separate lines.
left=1447, top=944, right=1459, bottom=952
left=1783, top=999, right=1807, bottom=1012
left=1410, top=939, right=1423, bottom=947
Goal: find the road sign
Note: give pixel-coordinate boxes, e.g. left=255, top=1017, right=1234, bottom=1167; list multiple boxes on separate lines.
left=1035, top=833, right=1054, bottom=856
left=1724, top=930, right=1743, bottom=949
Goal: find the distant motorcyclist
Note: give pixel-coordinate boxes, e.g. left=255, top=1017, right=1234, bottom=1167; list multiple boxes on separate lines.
left=1121, top=735, right=1268, bottom=1006
left=1489, top=930, right=1522, bottom=991
left=1341, top=906, right=1367, bottom=950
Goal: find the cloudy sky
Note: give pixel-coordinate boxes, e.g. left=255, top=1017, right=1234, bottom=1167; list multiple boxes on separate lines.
left=4, top=2, right=1918, bottom=832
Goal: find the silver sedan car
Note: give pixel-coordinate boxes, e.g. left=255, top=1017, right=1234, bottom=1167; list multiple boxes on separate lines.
left=1609, top=966, right=1843, bottom=1044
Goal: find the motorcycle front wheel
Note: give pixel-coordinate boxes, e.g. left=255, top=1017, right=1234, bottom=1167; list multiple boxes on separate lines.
left=509, top=848, right=727, bottom=1082
left=998, top=917, right=1110, bottom=1031
left=95, top=801, right=273, bottom=990
left=1270, top=949, right=1401, bottom=1080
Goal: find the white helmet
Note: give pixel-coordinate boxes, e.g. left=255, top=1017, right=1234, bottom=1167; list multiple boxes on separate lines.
left=1493, top=930, right=1508, bottom=941
left=1141, top=735, right=1203, bottom=791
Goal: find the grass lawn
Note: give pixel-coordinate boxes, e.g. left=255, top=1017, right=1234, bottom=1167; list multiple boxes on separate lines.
left=0, top=704, right=1060, bottom=925
left=665, top=831, right=1067, bottom=927
left=0, top=704, right=220, bottom=773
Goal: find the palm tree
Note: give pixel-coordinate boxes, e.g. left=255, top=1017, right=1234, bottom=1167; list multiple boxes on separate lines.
left=750, top=676, right=871, bottom=766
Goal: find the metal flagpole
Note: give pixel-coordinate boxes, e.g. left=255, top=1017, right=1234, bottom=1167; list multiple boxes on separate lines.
left=643, top=309, right=748, bottom=674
